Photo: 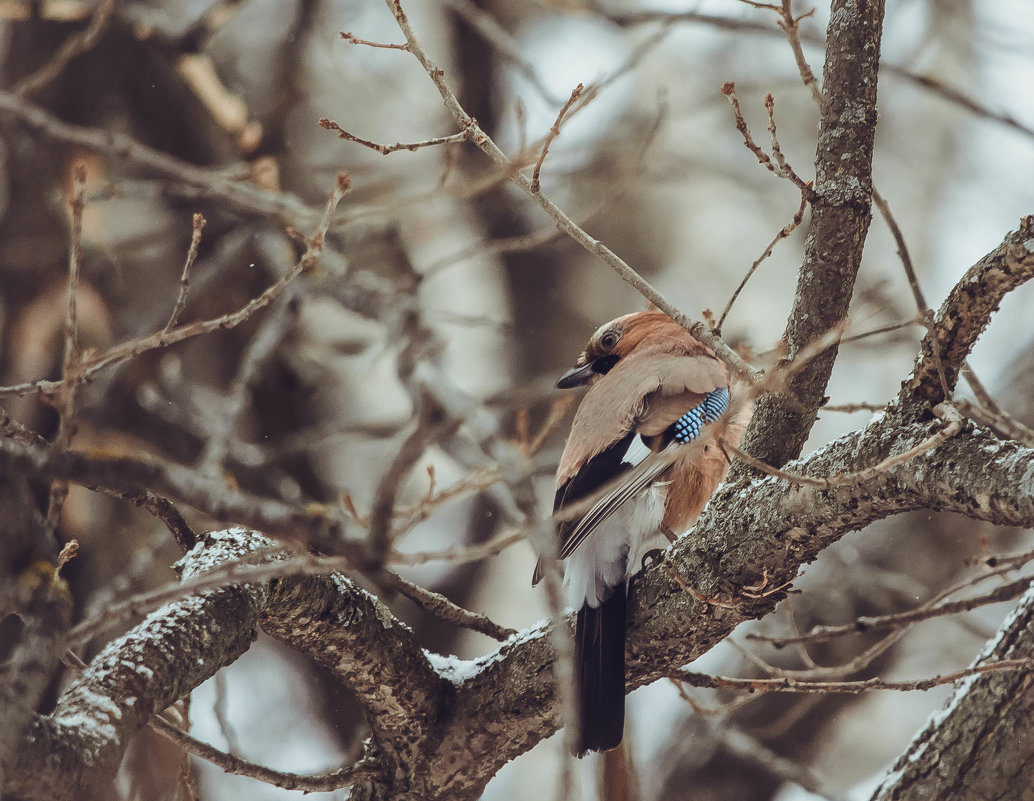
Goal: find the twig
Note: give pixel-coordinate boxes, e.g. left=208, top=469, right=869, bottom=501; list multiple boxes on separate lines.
left=773, top=0, right=821, bottom=105
left=380, top=571, right=516, bottom=641
left=675, top=658, right=1032, bottom=695
left=13, top=0, right=115, bottom=97
left=719, top=725, right=845, bottom=801
left=340, top=30, right=410, bottom=50
left=389, top=527, right=524, bottom=567
left=757, top=320, right=847, bottom=392
left=212, top=670, right=242, bottom=756
left=727, top=402, right=964, bottom=490
left=751, top=575, right=1033, bottom=648
left=0, top=436, right=360, bottom=559
left=530, top=83, right=584, bottom=193
left=0, top=173, right=351, bottom=402
left=871, top=188, right=927, bottom=311
left=721, top=84, right=816, bottom=199
left=440, top=0, right=563, bottom=104
left=152, top=716, right=376, bottom=792
left=958, top=364, right=996, bottom=411
left=196, top=285, right=300, bottom=477
left=391, top=464, right=502, bottom=540
left=764, top=92, right=813, bottom=195
left=61, top=165, right=86, bottom=399
left=0, top=90, right=322, bottom=227
left=521, top=396, right=576, bottom=458
left=382, top=0, right=761, bottom=384
left=86, top=485, right=196, bottom=552
left=840, top=315, right=923, bottom=345
left=46, top=164, right=88, bottom=535
left=164, top=213, right=207, bottom=333
left=957, top=362, right=1032, bottom=450
left=955, top=399, right=1034, bottom=449
left=821, top=401, right=886, bottom=414
left=604, top=10, right=1034, bottom=143
left=319, top=117, right=465, bottom=155
left=366, top=390, right=462, bottom=565
left=422, top=98, right=668, bottom=279
left=717, top=189, right=808, bottom=331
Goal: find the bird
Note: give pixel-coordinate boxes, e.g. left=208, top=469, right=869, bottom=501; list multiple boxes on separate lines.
left=533, top=310, right=749, bottom=756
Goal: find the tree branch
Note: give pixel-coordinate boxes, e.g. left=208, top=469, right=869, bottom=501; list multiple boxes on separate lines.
left=869, top=582, right=1034, bottom=800
left=904, top=215, right=1034, bottom=415
left=737, top=0, right=886, bottom=469
left=351, top=411, right=1034, bottom=798
left=5, top=532, right=270, bottom=800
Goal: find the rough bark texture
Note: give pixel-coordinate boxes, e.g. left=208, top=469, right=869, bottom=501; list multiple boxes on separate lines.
left=904, top=214, right=1034, bottom=416
left=3, top=532, right=267, bottom=801
left=0, top=469, right=71, bottom=790
left=2, top=405, right=1033, bottom=800
left=3, top=3, right=1034, bottom=800
left=870, top=584, right=1034, bottom=801
left=738, top=0, right=885, bottom=469
left=0, top=214, right=1032, bottom=799
left=262, top=573, right=446, bottom=799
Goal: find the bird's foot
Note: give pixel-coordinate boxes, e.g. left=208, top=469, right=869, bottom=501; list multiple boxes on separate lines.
left=640, top=548, right=666, bottom=571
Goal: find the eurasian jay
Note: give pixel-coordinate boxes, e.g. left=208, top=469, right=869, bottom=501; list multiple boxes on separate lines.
left=533, top=310, right=749, bottom=756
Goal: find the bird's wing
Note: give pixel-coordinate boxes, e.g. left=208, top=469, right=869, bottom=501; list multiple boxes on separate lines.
left=554, top=352, right=726, bottom=486
left=532, top=375, right=731, bottom=585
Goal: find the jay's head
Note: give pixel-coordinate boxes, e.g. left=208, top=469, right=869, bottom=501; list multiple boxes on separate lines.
left=556, top=311, right=689, bottom=389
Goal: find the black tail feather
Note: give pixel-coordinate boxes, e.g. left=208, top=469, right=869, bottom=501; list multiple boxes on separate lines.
left=574, top=584, right=626, bottom=755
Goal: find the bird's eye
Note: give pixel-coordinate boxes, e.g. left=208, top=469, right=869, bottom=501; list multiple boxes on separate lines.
left=599, top=330, right=619, bottom=351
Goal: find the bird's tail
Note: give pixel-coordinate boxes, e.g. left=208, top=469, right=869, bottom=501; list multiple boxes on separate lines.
left=574, top=584, right=626, bottom=755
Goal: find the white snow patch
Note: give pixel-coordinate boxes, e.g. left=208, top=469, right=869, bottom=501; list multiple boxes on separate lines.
left=425, top=651, right=478, bottom=684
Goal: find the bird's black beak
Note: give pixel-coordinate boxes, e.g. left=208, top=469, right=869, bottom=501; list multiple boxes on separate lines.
left=556, top=360, right=596, bottom=389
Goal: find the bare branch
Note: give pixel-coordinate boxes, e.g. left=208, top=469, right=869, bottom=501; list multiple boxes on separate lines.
left=822, top=401, right=887, bottom=413
left=718, top=189, right=808, bottom=332
left=152, top=716, right=376, bottom=792
left=66, top=545, right=344, bottom=650
left=726, top=402, right=963, bottom=490
left=0, top=436, right=360, bottom=560
left=5, top=532, right=270, bottom=800
left=956, top=398, right=1034, bottom=449
left=389, top=527, right=524, bottom=567
left=605, top=10, right=1034, bottom=143
left=381, top=0, right=760, bottom=383
left=45, top=164, right=88, bottom=534
left=531, top=82, right=585, bottom=193
left=904, top=216, right=1034, bottom=413
left=676, top=659, right=1032, bottom=695
left=164, top=213, right=207, bottom=333
left=86, top=485, right=196, bottom=551
left=440, top=0, right=565, bottom=105
left=0, top=173, right=350, bottom=402
left=0, top=90, right=322, bottom=227
left=340, top=30, right=410, bottom=51
left=870, top=584, right=1034, bottom=800
left=319, top=116, right=465, bottom=154
left=734, top=0, right=886, bottom=469
left=13, top=0, right=114, bottom=97
left=381, top=571, right=517, bottom=641
left=751, top=575, right=1033, bottom=648
left=366, top=391, right=461, bottom=566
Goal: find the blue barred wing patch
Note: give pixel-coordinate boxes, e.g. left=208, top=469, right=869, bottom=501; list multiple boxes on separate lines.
left=671, top=387, right=730, bottom=443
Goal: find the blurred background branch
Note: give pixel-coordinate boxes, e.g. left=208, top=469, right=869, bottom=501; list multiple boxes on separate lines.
left=0, top=1, right=1032, bottom=800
